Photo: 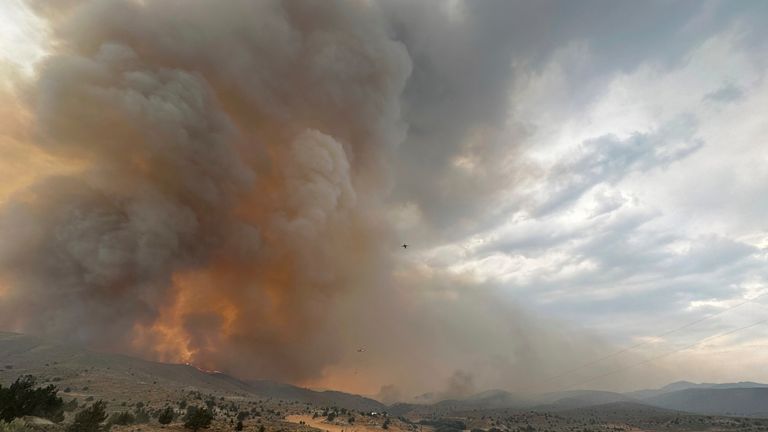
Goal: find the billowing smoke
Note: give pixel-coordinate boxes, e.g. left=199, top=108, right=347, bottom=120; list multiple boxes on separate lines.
left=1, top=0, right=409, bottom=380
left=0, top=0, right=653, bottom=399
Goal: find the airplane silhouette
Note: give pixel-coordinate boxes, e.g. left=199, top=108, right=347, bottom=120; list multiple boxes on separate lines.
left=402, top=244, right=408, bottom=249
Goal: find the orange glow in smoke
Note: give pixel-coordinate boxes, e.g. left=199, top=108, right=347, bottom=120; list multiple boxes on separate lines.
left=132, top=268, right=243, bottom=367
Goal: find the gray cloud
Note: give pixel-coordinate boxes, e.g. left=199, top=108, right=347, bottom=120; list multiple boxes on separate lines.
left=2, top=0, right=768, bottom=398
left=383, top=0, right=767, bottom=242
left=534, top=118, right=703, bottom=216
left=704, top=82, right=745, bottom=104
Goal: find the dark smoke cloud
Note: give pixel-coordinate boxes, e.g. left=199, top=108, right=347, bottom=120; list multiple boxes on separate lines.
left=0, top=0, right=666, bottom=399
left=1, top=0, right=410, bottom=382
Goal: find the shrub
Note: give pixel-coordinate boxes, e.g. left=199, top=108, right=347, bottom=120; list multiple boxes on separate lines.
left=183, top=406, right=213, bottom=431
left=158, top=406, right=175, bottom=425
left=0, top=375, right=64, bottom=423
left=236, top=420, right=244, bottom=431
left=134, top=407, right=150, bottom=424
left=67, top=401, right=107, bottom=432
left=0, top=419, right=26, bottom=432
left=107, top=411, right=135, bottom=426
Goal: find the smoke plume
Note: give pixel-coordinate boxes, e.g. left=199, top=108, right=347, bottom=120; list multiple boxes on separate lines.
left=1, top=0, right=409, bottom=380
left=0, top=0, right=653, bottom=399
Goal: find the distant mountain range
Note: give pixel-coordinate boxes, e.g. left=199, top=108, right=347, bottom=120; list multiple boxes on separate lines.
left=644, top=387, right=768, bottom=417
left=415, top=381, right=768, bottom=417
left=626, top=379, right=768, bottom=399
left=2, top=332, right=767, bottom=417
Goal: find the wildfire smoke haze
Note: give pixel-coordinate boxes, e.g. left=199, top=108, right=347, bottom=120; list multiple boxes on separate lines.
left=3, top=0, right=768, bottom=401
left=0, top=0, right=411, bottom=388
left=0, top=0, right=604, bottom=398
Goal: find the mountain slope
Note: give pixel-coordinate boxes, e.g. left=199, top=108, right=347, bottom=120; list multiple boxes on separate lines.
left=645, top=387, right=768, bottom=417
left=539, top=390, right=637, bottom=410
left=0, top=332, right=383, bottom=411
left=627, top=380, right=768, bottom=399
left=247, top=380, right=385, bottom=411
left=0, top=332, right=256, bottom=400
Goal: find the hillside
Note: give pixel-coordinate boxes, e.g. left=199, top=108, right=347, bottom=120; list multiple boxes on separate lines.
left=536, top=389, right=637, bottom=410
left=0, top=332, right=383, bottom=411
left=247, top=380, right=385, bottom=412
left=627, top=380, right=768, bottom=399
left=432, top=389, right=532, bottom=411
left=645, top=387, right=768, bottom=417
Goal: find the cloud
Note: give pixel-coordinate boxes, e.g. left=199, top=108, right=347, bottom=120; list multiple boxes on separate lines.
left=532, top=118, right=703, bottom=216
left=2, top=0, right=768, bottom=398
left=704, top=82, right=745, bottom=103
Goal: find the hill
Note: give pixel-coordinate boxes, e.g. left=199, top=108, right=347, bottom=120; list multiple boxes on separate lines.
left=247, top=380, right=385, bottom=412
left=536, top=389, right=637, bottom=410
left=432, top=389, right=532, bottom=410
left=627, top=380, right=768, bottom=399
left=645, top=387, right=768, bottom=417
left=0, top=332, right=384, bottom=411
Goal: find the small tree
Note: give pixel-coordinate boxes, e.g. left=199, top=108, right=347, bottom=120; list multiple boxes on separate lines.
left=236, top=420, right=244, bottom=431
left=158, top=406, right=175, bottom=425
left=68, top=401, right=107, bottom=432
left=0, top=375, right=64, bottom=422
left=383, top=419, right=391, bottom=430
left=184, top=406, right=213, bottom=431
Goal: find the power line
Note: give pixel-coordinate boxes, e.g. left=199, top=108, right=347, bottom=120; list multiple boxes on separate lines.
left=540, top=292, right=767, bottom=385
left=560, top=318, right=768, bottom=391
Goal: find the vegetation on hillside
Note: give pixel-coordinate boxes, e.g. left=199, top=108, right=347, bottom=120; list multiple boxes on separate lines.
left=183, top=405, right=214, bottom=431
left=0, top=375, right=64, bottom=423
left=67, top=400, right=107, bottom=432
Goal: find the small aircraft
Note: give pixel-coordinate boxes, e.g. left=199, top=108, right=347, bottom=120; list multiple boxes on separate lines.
left=357, top=348, right=366, bottom=353
left=402, top=244, right=408, bottom=249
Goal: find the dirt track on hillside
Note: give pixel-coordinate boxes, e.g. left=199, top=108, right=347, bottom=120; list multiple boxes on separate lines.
left=286, top=414, right=399, bottom=432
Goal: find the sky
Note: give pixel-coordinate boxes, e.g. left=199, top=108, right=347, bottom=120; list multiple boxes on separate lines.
left=0, top=0, right=767, bottom=400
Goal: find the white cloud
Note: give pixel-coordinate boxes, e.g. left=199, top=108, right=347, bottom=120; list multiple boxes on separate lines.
left=400, top=19, right=768, bottom=386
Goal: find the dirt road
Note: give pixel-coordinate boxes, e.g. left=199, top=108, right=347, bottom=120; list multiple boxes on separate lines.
left=286, top=414, right=395, bottom=432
